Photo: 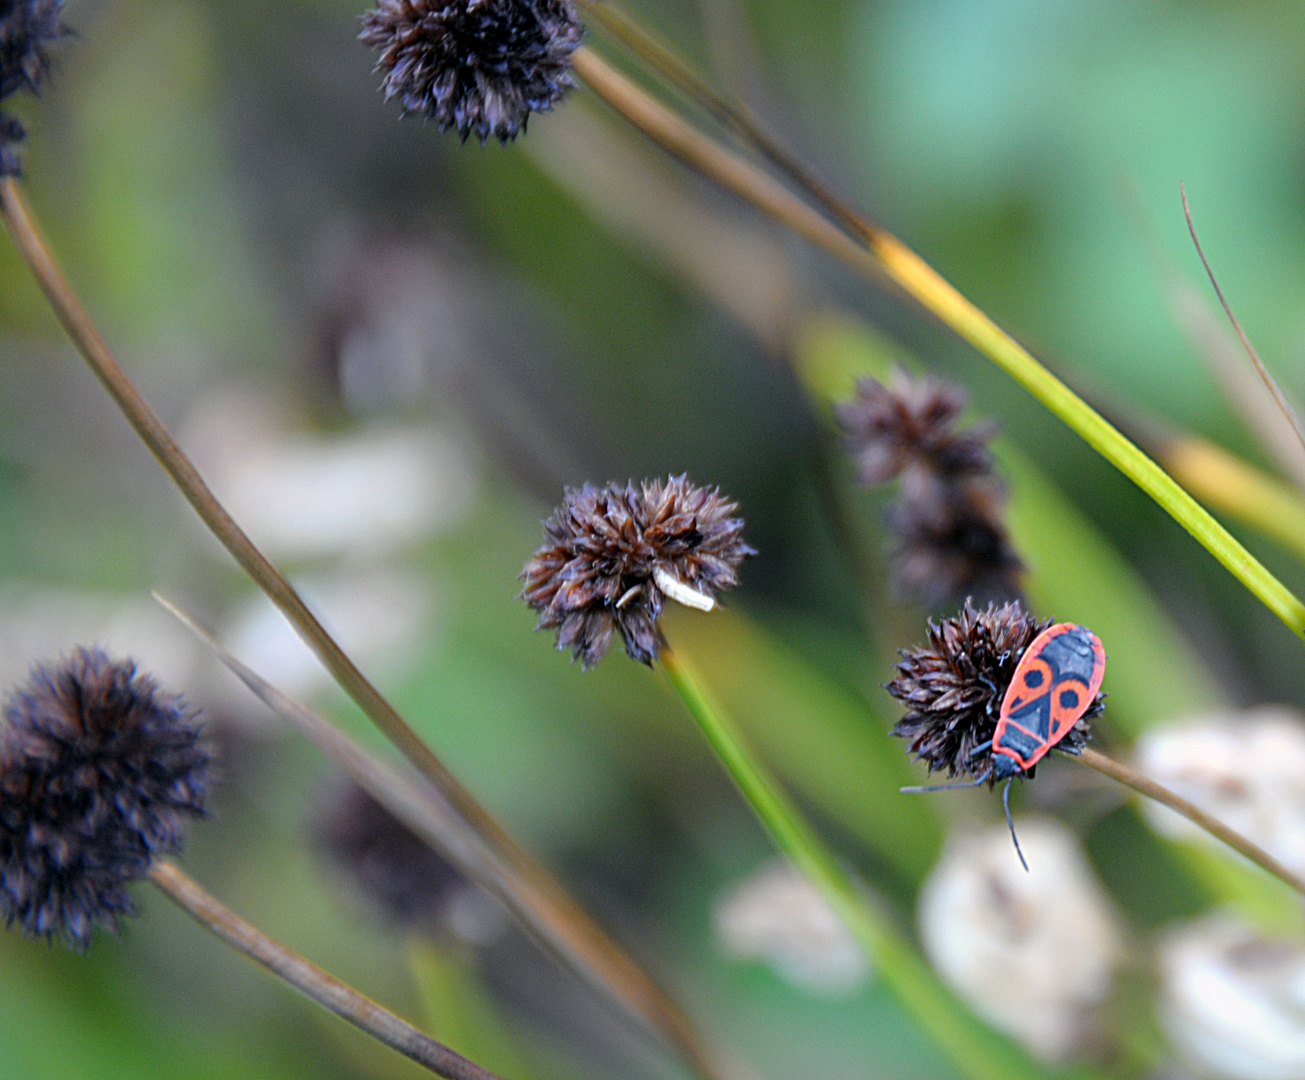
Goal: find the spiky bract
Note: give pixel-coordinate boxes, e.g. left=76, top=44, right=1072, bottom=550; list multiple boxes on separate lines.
left=886, top=602, right=1099, bottom=783
left=0, top=648, right=211, bottom=948
left=0, top=0, right=67, bottom=175
left=521, top=475, right=754, bottom=669
left=360, top=0, right=583, bottom=144
left=835, top=371, right=1022, bottom=608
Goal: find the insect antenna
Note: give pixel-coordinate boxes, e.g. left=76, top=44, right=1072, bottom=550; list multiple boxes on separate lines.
left=900, top=771, right=992, bottom=794
left=1003, top=779, right=1029, bottom=872
left=1181, top=182, right=1305, bottom=456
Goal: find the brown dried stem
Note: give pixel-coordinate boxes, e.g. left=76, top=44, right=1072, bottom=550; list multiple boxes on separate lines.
left=1075, top=747, right=1305, bottom=898
left=1180, top=182, right=1305, bottom=459
left=0, top=175, right=725, bottom=1080
left=577, top=2, right=884, bottom=249
left=148, top=861, right=505, bottom=1080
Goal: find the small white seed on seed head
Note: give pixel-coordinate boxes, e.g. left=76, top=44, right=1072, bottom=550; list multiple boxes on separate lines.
left=653, top=566, right=716, bottom=612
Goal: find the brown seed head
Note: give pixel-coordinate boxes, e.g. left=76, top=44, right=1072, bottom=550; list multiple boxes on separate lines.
left=360, top=0, right=583, bottom=144
left=520, top=475, right=755, bottom=669
left=889, top=471, right=1023, bottom=608
left=0, top=648, right=211, bottom=948
left=886, top=602, right=1099, bottom=783
left=834, top=371, right=996, bottom=485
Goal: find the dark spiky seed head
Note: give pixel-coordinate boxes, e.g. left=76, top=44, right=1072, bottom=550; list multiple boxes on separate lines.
left=888, top=472, right=1023, bottom=609
left=520, top=475, right=756, bottom=669
left=834, top=371, right=996, bottom=485
left=312, top=779, right=466, bottom=929
left=885, top=602, right=1100, bottom=783
left=0, top=0, right=68, bottom=176
left=0, top=648, right=212, bottom=949
left=360, top=0, right=584, bottom=145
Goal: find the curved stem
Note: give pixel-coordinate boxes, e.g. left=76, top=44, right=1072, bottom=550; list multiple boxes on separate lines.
left=568, top=44, right=1305, bottom=638
left=0, top=176, right=726, bottom=1080
left=659, top=645, right=1060, bottom=1080
left=1075, top=747, right=1305, bottom=897
left=156, top=592, right=725, bottom=1073
left=148, top=861, right=504, bottom=1080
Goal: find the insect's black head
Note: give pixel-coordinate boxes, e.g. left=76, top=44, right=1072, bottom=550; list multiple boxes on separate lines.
left=991, top=752, right=1024, bottom=781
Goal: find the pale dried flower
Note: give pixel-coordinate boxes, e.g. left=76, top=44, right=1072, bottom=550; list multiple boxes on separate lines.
left=1135, top=708, right=1305, bottom=879
left=1160, top=913, right=1305, bottom=1080
left=918, top=819, right=1123, bottom=1061
left=714, top=858, right=869, bottom=997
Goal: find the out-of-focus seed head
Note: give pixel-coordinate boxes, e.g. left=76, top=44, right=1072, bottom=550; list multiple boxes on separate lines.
left=0, top=0, right=63, bottom=99
left=520, top=475, right=755, bottom=669
left=834, top=371, right=995, bottom=485
left=312, top=779, right=466, bottom=929
left=360, top=0, right=584, bottom=144
left=0, top=648, right=211, bottom=949
left=0, top=0, right=68, bottom=176
left=886, top=601, right=1100, bottom=782
left=889, top=473, right=1023, bottom=608
left=834, top=371, right=1022, bottom=608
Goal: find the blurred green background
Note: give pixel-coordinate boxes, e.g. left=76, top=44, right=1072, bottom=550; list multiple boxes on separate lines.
left=3, top=0, right=1305, bottom=1077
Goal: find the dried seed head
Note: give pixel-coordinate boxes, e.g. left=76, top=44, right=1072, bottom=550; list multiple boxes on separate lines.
left=889, top=472, right=1023, bottom=609
left=311, top=780, right=467, bottom=928
left=835, top=371, right=1022, bottom=608
left=521, top=475, right=755, bottom=669
left=835, top=371, right=995, bottom=485
left=0, top=0, right=68, bottom=176
left=360, top=0, right=584, bottom=144
left=0, top=648, right=212, bottom=949
left=886, top=601, right=1099, bottom=782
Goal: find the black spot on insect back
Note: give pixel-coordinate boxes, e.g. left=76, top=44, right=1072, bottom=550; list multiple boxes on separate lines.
left=0, top=648, right=212, bottom=949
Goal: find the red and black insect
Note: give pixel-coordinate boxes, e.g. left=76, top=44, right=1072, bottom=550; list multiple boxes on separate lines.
left=903, top=622, right=1106, bottom=868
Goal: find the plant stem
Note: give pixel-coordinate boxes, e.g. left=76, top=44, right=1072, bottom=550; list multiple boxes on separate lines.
left=148, top=861, right=505, bottom=1080
left=1159, top=435, right=1305, bottom=564
left=0, top=176, right=726, bottom=1080
left=568, top=44, right=1305, bottom=638
left=659, top=645, right=1063, bottom=1080
left=1075, top=748, right=1305, bottom=897
left=156, top=592, right=727, bottom=1072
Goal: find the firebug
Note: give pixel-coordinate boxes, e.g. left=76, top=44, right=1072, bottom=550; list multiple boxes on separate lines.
left=902, top=622, right=1106, bottom=869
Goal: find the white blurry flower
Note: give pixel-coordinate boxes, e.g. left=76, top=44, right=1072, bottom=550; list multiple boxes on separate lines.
left=1135, top=709, right=1305, bottom=878
left=714, top=858, right=870, bottom=996
left=1161, top=914, right=1305, bottom=1080
left=219, top=566, right=436, bottom=707
left=184, top=391, right=476, bottom=560
left=918, top=818, right=1123, bottom=1061
left=0, top=584, right=200, bottom=697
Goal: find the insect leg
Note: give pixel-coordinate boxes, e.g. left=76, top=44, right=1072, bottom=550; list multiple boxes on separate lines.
left=967, top=739, right=993, bottom=758
left=1003, top=779, right=1029, bottom=872
left=901, top=771, right=992, bottom=794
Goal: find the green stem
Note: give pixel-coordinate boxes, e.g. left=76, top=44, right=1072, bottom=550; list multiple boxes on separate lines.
left=569, top=43, right=1305, bottom=639
left=659, top=645, right=1075, bottom=1080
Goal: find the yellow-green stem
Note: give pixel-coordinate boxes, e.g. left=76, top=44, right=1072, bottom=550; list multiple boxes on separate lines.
left=569, top=44, right=1305, bottom=638
left=659, top=645, right=1077, bottom=1080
